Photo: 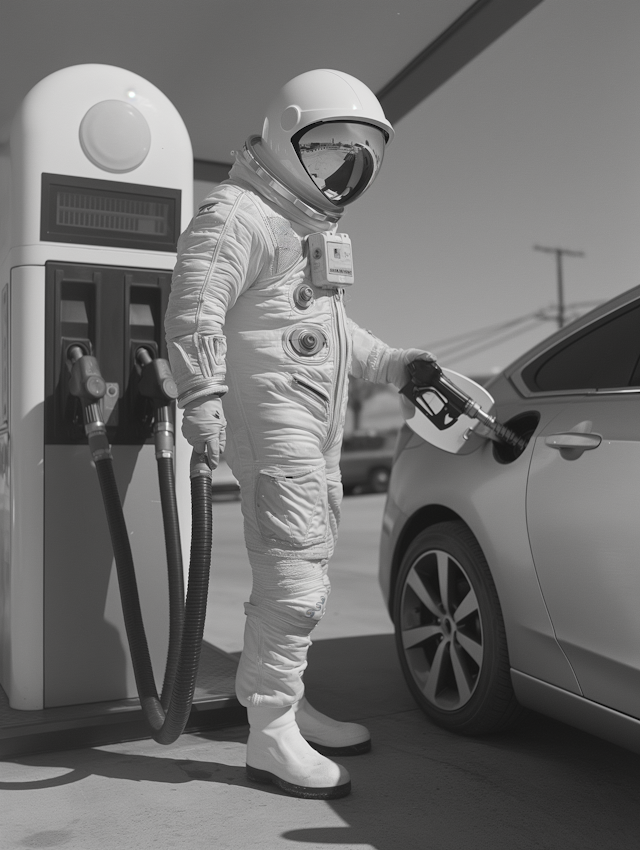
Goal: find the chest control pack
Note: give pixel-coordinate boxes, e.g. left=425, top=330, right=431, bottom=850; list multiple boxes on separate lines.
left=308, top=232, right=354, bottom=288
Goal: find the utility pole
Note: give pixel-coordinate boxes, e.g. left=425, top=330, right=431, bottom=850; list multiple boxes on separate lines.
left=534, top=245, right=585, bottom=329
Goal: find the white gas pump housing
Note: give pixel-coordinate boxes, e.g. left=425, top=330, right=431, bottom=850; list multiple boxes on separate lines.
left=0, top=65, right=193, bottom=710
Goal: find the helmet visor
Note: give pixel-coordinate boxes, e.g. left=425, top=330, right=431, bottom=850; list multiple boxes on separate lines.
left=293, top=121, right=386, bottom=206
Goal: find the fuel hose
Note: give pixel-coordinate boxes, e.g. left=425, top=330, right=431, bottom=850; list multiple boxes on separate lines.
left=94, top=453, right=212, bottom=744
left=68, top=347, right=213, bottom=744
left=155, top=450, right=185, bottom=711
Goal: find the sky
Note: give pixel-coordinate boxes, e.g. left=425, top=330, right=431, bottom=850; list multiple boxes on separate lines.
left=1, top=0, right=636, bottom=383
left=333, top=0, right=640, bottom=378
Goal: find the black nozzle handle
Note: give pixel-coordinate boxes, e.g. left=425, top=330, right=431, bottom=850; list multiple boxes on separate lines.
left=401, top=359, right=528, bottom=451
left=68, top=350, right=107, bottom=405
left=67, top=349, right=112, bottom=460
left=407, top=358, right=443, bottom=387
left=136, top=348, right=179, bottom=404
left=399, top=359, right=438, bottom=403
left=402, top=359, right=472, bottom=419
left=134, top=348, right=179, bottom=459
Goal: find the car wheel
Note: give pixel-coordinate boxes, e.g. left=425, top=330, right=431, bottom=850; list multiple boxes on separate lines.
left=393, top=521, right=522, bottom=735
left=368, top=466, right=390, bottom=493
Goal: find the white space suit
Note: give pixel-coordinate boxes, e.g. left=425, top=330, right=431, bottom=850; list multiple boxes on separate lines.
left=165, top=70, right=433, bottom=799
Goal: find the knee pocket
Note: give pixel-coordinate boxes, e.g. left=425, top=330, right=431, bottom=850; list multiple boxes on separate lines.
left=255, top=463, right=328, bottom=549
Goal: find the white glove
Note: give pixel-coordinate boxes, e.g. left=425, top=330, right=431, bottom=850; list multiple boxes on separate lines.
left=181, top=396, right=226, bottom=470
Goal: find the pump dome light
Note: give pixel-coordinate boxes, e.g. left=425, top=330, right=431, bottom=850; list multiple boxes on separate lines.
left=79, top=100, right=151, bottom=173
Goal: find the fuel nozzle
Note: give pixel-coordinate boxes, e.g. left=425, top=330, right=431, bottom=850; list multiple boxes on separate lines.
left=67, top=345, right=106, bottom=407
left=400, top=359, right=527, bottom=452
left=135, top=347, right=179, bottom=459
left=135, top=347, right=178, bottom=403
left=67, top=345, right=112, bottom=462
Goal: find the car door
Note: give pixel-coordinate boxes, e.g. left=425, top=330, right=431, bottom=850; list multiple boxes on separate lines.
left=519, top=298, right=640, bottom=717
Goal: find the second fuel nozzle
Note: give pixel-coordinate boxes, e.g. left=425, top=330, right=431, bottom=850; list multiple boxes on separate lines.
left=134, top=347, right=179, bottom=459
left=135, top=347, right=178, bottom=404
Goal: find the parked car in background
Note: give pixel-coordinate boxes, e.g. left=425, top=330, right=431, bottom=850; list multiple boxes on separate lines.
left=340, top=429, right=398, bottom=494
left=211, top=428, right=398, bottom=499
left=380, top=284, right=640, bottom=754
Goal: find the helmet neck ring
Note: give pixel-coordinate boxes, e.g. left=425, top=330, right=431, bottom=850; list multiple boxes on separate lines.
left=242, top=137, right=343, bottom=224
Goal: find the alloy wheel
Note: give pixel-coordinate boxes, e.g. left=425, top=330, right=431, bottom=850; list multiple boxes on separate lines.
left=399, top=547, right=483, bottom=711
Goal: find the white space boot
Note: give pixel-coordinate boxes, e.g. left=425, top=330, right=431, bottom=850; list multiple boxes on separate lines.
left=246, top=705, right=351, bottom=799
left=294, top=697, right=371, bottom=756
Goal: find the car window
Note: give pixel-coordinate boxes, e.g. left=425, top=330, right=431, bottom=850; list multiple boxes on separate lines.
left=521, top=302, right=640, bottom=392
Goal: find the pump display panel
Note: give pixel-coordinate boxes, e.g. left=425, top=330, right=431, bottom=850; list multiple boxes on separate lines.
left=41, top=174, right=181, bottom=252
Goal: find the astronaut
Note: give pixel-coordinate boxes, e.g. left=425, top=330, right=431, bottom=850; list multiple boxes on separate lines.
left=165, top=69, right=434, bottom=799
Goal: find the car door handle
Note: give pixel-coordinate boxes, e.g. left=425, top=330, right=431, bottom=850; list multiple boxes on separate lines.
left=545, top=432, right=602, bottom=460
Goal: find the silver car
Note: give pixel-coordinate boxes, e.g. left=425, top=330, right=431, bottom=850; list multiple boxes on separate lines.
left=379, top=284, right=640, bottom=753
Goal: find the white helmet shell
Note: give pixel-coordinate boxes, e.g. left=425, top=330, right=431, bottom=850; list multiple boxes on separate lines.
left=252, top=69, right=394, bottom=216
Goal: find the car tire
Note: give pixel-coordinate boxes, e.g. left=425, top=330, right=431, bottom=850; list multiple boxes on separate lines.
left=393, top=521, right=523, bottom=735
left=368, top=466, right=390, bottom=493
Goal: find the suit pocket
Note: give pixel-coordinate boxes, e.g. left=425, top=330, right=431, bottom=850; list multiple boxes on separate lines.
left=255, top=464, right=328, bottom=548
left=291, top=374, right=330, bottom=415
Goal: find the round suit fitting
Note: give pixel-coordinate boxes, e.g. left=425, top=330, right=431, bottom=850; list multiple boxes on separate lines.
left=293, top=284, right=315, bottom=310
left=285, top=325, right=328, bottom=359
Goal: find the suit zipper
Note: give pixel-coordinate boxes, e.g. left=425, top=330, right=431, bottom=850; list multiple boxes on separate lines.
left=322, top=289, right=348, bottom=452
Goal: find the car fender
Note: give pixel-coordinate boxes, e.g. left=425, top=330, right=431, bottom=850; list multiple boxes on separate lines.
left=382, top=429, right=581, bottom=695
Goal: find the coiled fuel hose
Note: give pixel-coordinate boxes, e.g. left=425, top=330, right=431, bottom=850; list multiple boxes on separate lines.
left=67, top=345, right=213, bottom=744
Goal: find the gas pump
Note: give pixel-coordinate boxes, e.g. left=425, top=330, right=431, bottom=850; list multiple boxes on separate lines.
left=0, top=65, right=239, bottom=751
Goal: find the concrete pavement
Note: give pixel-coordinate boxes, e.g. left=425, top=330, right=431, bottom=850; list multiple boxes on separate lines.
left=4, top=632, right=640, bottom=849
left=3, top=496, right=640, bottom=849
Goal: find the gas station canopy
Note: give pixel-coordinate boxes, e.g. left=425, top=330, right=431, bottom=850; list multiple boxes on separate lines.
left=0, top=0, right=544, bottom=181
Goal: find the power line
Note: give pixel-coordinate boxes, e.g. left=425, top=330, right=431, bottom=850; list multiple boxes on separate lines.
left=426, top=299, right=604, bottom=364
left=534, top=299, right=602, bottom=324
left=439, top=317, right=544, bottom=363
left=534, top=245, right=585, bottom=329
left=425, top=294, right=598, bottom=358
left=428, top=312, right=540, bottom=356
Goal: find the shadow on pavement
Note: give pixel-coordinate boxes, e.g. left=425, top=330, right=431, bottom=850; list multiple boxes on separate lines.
left=5, top=633, right=640, bottom=849
left=299, top=634, right=640, bottom=850
left=0, top=723, right=249, bottom=792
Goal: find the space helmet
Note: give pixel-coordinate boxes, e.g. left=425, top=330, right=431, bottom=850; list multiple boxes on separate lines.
left=244, top=69, right=394, bottom=221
